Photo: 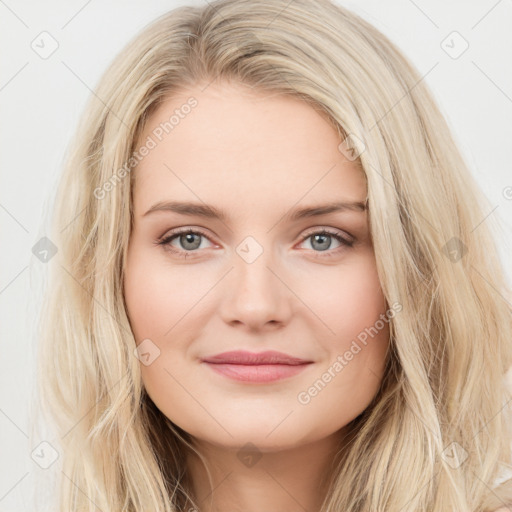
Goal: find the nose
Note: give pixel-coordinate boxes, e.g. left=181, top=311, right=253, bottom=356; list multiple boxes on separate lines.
left=218, top=242, right=294, bottom=332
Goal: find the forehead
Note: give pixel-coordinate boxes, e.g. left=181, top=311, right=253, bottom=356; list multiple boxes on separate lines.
left=132, top=81, right=366, bottom=216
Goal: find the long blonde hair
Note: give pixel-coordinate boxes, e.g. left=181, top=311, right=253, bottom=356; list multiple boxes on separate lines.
left=33, top=0, right=512, bottom=510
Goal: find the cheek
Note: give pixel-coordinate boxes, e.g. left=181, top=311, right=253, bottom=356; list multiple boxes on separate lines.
left=296, top=272, right=390, bottom=430
left=299, top=251, right=389, bottom=395
left=123, top=246, right=198, bottom=426
left=298, top=250, right=387, bottom=341
left=123, top=244, right=211, bottom=401
left=123, top=243, right=207, bottom=341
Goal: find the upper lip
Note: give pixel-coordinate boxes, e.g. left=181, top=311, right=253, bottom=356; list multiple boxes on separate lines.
left=201, top=350, right=312, bottom=365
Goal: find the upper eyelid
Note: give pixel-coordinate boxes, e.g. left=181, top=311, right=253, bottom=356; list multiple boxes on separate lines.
left=161, top=227, right=216, bottom=245
left=299, top=226, right=353, bottom=242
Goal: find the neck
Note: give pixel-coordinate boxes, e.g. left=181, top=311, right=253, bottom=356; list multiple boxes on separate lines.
left=184, top=431, right=344, bottom=512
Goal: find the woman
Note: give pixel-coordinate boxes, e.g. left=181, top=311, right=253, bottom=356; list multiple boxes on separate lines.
left=35, top=0, right=512, bottom=510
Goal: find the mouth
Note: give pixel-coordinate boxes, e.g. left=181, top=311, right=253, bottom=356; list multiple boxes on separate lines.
left=200, top=350, right=313, bottom=383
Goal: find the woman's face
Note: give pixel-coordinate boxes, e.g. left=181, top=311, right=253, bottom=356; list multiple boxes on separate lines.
left=123, top=80, right=391, bottom=451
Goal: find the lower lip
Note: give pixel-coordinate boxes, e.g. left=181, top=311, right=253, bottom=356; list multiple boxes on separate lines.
left=203, top=362, right=311, bottom=382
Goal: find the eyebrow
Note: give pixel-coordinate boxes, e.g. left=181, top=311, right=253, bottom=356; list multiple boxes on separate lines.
left=142, top=199, right=367, bottom=221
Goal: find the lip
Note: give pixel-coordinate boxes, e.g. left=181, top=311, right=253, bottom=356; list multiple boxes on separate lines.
left=201, top=350, right=313, bottom=383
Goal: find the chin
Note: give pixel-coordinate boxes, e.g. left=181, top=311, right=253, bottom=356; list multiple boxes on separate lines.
left=188, top=420, right=319, bottom=453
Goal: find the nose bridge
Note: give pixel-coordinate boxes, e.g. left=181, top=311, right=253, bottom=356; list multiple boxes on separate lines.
left=233, top=233, right=278, bottom=295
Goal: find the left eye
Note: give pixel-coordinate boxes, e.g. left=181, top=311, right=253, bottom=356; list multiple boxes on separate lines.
left=298, top=230, right=354, bottom=253
left=156, top=228, right=354, bottom=259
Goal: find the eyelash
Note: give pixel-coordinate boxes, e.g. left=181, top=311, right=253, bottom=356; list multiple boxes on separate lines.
left=155, top=227, right=354, bottom=260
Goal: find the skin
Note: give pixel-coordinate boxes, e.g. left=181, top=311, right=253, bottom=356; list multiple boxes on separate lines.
left=123, top=80, right=391, bottom=512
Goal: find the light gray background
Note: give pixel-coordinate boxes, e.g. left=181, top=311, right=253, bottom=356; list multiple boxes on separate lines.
left=1, top=0, right=511, bottom=510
